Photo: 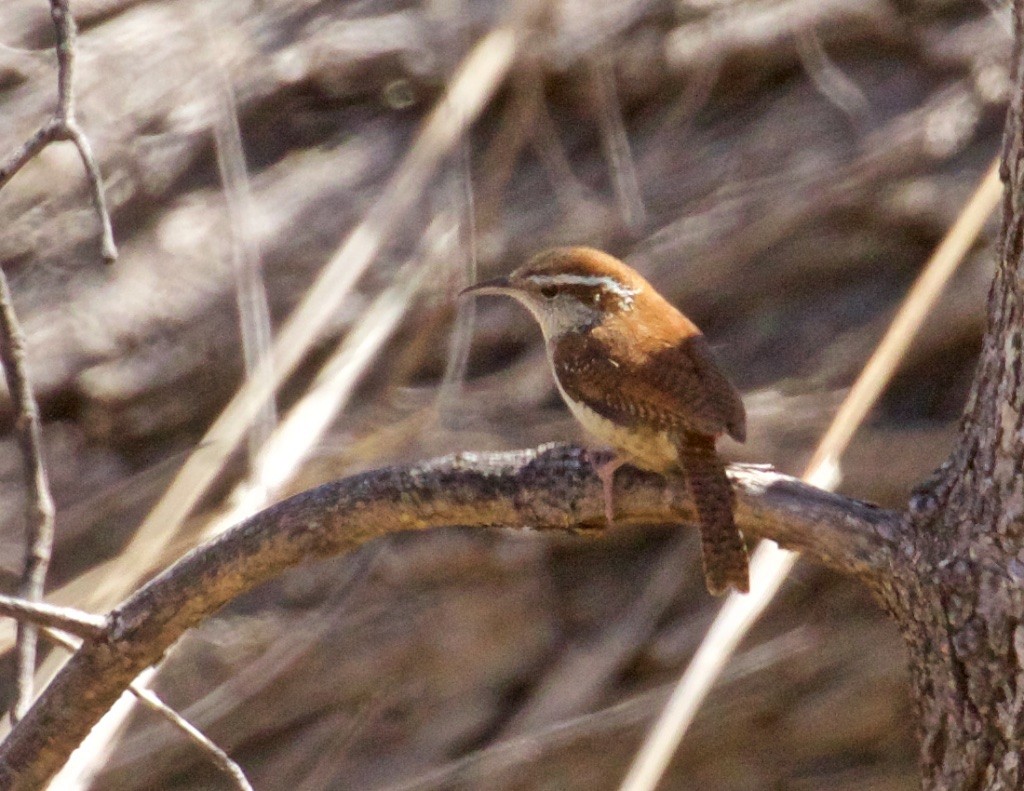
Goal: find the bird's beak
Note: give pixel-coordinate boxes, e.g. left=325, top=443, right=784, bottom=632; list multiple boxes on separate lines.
left=459, top=276, right=513, bottom=299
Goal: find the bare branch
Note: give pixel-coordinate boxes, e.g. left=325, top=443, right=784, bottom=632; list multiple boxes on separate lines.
left=0, top=0, right=118, bottom=720
left=63, top=121, right=117, bottom=263
left=0, top=122, right=57, bottom=191
left=0, top=444, right=897, bottom=790
left=0, top=0, right=117, bottom=261
left=0, top=272, right=57, bottom=725
left=0, top=596, right=103, bottom=639
left=50, top=0, right=76, bottom=122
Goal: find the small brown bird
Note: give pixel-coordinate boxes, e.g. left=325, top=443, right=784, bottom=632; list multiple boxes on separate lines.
left=461, top=247, right=749, bottom=594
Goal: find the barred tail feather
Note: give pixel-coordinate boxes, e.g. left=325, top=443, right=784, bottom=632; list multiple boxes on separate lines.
left=674, top=432, right=749, bottom=595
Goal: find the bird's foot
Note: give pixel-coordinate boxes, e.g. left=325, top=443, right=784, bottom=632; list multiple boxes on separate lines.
left=589, top=452, right=626, bottom=524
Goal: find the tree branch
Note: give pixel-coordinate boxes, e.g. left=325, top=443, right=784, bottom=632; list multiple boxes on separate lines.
left=0, top=0, right=118, bottom=727
left=0, top=0, right=117, bottom=261
left=0, top=444, right=898, bottom=790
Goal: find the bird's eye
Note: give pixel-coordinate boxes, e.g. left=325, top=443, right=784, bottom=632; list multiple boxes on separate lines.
left=540, top=285, right=558, bottom=299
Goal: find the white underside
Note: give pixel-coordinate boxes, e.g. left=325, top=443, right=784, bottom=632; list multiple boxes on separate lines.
left=553, top=377, right=678, bottom=472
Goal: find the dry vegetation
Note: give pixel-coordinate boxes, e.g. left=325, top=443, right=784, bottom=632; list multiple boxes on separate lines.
left=0, top=0, right=1011, bottom=788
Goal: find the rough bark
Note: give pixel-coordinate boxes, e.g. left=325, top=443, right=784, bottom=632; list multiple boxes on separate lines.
left=878, top=2, right=1024, bottom=788
left=0, top=447, right=896, bottom=790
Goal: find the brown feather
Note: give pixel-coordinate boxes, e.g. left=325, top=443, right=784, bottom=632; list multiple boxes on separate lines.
left=553, top=327, right=745, bottom=445
left=674, top=432, right=750, bottom=595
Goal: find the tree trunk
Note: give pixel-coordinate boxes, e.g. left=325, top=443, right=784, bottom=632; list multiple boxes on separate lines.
left=883, top=3, right=1024, bottom=787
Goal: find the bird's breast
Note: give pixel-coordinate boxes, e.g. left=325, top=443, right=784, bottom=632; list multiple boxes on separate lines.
left=552, top=378, right=678, bottom=472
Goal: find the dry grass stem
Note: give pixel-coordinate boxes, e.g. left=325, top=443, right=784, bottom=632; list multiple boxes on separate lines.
left=795, top=30, right=871, bottom=129
left=199, top=3, right=277, bottom=459
left=618, top=156, right=1003, bottom=791
left=435, top=140, right=480, bottom=420
left=806, top=157, right=1002, bottom=474
left=589, top=57, right=647, bottom=232
left=213, top=213, right=452, bottom=533
left=52, top=21, right=524, bottom=620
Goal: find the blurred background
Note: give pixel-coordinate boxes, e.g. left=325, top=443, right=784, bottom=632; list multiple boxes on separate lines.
left=0, top=0, right=1012, bottom=788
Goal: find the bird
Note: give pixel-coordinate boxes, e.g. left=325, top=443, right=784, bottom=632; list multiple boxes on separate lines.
left=460, top=246, right=749, bottom=595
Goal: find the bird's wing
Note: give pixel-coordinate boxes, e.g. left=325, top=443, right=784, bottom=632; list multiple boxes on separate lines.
left=552, top=331, right=746, bottom=441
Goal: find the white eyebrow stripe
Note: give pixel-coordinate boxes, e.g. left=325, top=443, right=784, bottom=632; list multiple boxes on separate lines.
left=524, top=274, right=638, bottom=300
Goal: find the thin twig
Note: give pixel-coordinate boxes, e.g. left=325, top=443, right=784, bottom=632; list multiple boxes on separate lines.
left=49, top=0, right=117, bottom=262
left=0, top=123, right=57, bottom=189
left=64, top=122, right=117, bottom=262
left=0, top=272, right=57, bottom=725
left=40, top=630, right=253, bottom=791
left=617, top=156, right=1003, bottom=791
left=0, top=0, right=120, bottom=726
left=128, top=688, right=254, bottom=791
left=0, top=0, right=117, bottom=728
left=0, top=1, right=117, bottom=261
left=48, top=216, right=455, bottom=791
left=0, top=596, right=103, bottom=639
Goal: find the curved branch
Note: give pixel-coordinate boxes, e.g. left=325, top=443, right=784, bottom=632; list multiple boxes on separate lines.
left=0, top=444, right=898, bottom=790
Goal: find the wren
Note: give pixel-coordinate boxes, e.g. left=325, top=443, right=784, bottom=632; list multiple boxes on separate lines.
left=461, top=247, right=749, bottom=595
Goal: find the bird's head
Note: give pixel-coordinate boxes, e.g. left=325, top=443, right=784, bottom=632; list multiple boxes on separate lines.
left=460, top=247, right=645, bottom=340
